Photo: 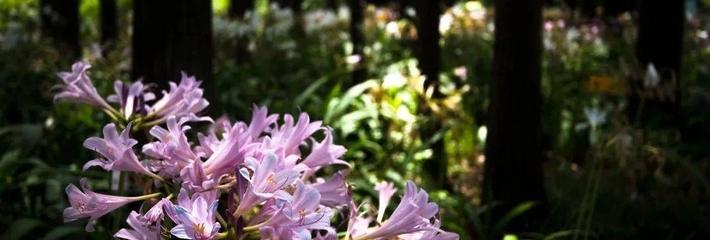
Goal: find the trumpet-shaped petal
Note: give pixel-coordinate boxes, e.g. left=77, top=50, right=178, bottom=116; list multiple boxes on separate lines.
left=114, top=211, right=161, bottom=240
left=180, top=159, right=219, bottom=193
left=108, top=80, right=155, bottom=119
left=164, top=189, right=220, bottom=240
left=63, top=179, right=157, bottom=232
left=351, top=181, right=458, bottom=240
left=143, top=117, right=198, bottom=177
left=298, top=128, right=350, bottom=170
left=398, top=220, right=460, bottom=240
left=234, top=154, right=300, bottom=216
left=202, top=123, right=256, bottom=177
left=195, top=117, right=232, bottom=159
left=247, top=105, right=278, bottom=139
left=83, top=123, right=160, bottom=179
left=53, top=61, right=111, bottom=109
left=374, top=181, right=396, bottom=223
left=148, top=72, right=211, bottom=124
left=268, top=113, right=322, bottom=155
left=311, top=171, right=350, bottom=207
left=257, top=181, right=334, bottom=236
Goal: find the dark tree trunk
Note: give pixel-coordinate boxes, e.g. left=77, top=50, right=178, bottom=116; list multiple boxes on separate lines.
left=229, top=0, right=254, bottom=64
left=40, top=0, right=80, bottom=59
left=229, top=0, right=253, bottom=19
left=629, top=0, right=684, bottom=126
left=414, top=0, right=441, bottom=91
left=132, top=0, right=213, bottom=104
left=349, top=0, right=366, bottom=86
left=326, top=0, right=339, bottom=11
left=414, top=0, right=449, bottom=191
left=484, top=0, right=546, bottom=234
left=100, top=0, right=118, bottom=49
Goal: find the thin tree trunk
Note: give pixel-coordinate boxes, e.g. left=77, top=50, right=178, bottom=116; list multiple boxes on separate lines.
left=229, top=0, right=253, bottom=18
left=40, top=0, right=80, bottom=59
left=326, top=0, right=338, bottom=11
left=349, top=0, right=366, bottom=86
left=414, top=0, right=449, bottom=191
left=100, top=0, right=118, bottom=50
left=229, top=0, right=254, bottom=64
left=484, top=0, right=546, bottom=234
left=629, top=0, right=684, bottom=126
left=132, top=0, right=213, bottom=106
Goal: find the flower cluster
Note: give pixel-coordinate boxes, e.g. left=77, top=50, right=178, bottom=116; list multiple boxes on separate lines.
left=56, top=61, right=458, bottom=239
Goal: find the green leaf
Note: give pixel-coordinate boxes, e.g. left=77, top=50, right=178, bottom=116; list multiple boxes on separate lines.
left=503, top=234, right=519, bottom=240
left=543, top=230, right=583, bottom=240
left=294, top=75, right=331, bottom=107
left=491, top=201, right=537, bottom=238
left=2, top=218, right=43, bottom=240
left=44, top=226, right=82, bottom=240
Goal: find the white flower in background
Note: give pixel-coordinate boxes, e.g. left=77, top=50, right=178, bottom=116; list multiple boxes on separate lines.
left=453, top=66, right=467, bottom=80
left=556, top=19, right=566, bottom=29
left=396, top=105, right=416, bottom=123
left=644, top=63, right=660, bottom=88
left=264, top=4, right=293, bottom=39
left=439, top=13, right=454, bottom=34
left=583, top=107, right=607, bottom=129
left=337, top=6, right=350, bottom=21
left=385, top=21, right=401, bottom=38
left=544, top=21, right=554, bottom=32
left=346, top=54, right=362, bottom=65
left=304, top=10, right=339, bottom=34
left=465, top=1, right=486, bottom=21
left=383, top=71, right=407, bottom=89
left=477, top=126, right=487, bottom=142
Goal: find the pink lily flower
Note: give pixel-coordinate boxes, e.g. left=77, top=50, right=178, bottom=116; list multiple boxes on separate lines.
left=164, top=189, right=221, bottom=240
left=253, top=181, right=334, bottom=238
left=63, top=179, right=161, bottom=232
left=374, top=181, right=397, bottom=223
left=143, top=117, right=198, bottom=178
left=297, top=128, right=350, bottom=170
left=180, top=159, right=220, bottom=193
left=202, top=122, right=257, bottom=177
left=351, top=181, right=459, bottom=240
left=108, top=80, right=155, bottom=119
left=268, top=113, right=322, bottom=155
left=195, top=116, right=232, bottom=159
left=148, top=72, right=211, bottom=124
left=246, top=105, right=278, bottom=139
left=53, top=61, right=112, bottom=110
left=83, top=123, right=162, bottom=180
left=114, top=211, right=161, bottom=240
left=311, top=171, right=351, bottom=207
left=398, top=220, right=460, bottom=240
left=234, top=154, right=300, bottom=217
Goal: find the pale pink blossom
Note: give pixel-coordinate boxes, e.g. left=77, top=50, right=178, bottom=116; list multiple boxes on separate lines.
left=83, top=123, right=161, bottom=179
left=64, top=179, right=160, bottom=232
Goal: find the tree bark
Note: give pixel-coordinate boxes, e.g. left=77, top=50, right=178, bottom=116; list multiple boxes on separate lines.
left=349, top=0, right=366, bottom=86
left=484, top=0, right=546, bottom=234
left=40, top=0, right=80, bottom=59
left=229, top=0, right=254, bottom=64
left=100, top=0, right=118, bottom=50
left=132, top=0, right=213, bottom=102
left=326, top=0, right=339, bottom=11
left=229, top=0, right=254, bottom=19
left=629, top=0, right=684, bottom=126
left=413, top=0, right=449, bottom=191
